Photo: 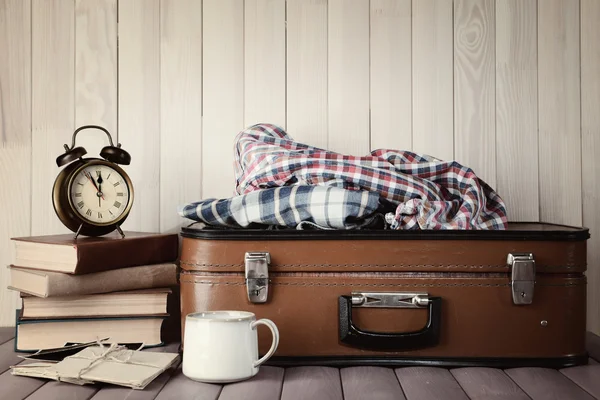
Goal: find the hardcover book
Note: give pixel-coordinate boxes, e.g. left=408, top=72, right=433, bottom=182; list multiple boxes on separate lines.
left=15, top=312, right=166, bottom=352
left=8, top=263, right=178, bottom=297
left=18, top=288, right=172, bottom=319
left=11, top=231, right=179, bottom=274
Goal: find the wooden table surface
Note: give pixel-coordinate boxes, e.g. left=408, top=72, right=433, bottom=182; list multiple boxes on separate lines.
left=1, top=328, right=600, bottom=400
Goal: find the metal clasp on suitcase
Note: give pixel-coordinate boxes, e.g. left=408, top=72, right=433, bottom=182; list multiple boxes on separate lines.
left=245, top=252, right=270, bottom=303
left=508, top=253, right=535, bottom=305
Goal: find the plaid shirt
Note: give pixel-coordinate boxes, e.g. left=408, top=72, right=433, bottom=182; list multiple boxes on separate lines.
left=179, top=123, right=508, bottom=230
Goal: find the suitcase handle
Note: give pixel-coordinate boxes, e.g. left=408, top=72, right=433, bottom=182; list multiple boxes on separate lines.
left=338, top=295, right=442, bottom=351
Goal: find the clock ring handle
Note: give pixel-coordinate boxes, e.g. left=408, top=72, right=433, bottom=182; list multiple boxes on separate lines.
left=66, top=125, right=120, bottom=151
left=56, top=125, right=131, bottom=167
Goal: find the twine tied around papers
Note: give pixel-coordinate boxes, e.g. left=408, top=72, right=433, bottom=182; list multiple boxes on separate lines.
left=70, top=338, right=156, bottom=379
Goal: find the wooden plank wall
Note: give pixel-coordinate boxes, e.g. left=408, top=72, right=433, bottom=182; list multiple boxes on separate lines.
left=0, top=0, right=598, bottom=335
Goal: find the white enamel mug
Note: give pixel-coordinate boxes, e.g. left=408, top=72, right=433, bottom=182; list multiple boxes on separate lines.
left=182, top=311, right=279, bottom=383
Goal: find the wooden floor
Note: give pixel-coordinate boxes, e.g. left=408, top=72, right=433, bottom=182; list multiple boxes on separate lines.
left=2, top=328, right=600, bottom=399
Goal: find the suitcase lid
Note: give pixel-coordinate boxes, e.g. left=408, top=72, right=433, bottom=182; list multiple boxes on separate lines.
left=179, top=222, right=589, bottom=274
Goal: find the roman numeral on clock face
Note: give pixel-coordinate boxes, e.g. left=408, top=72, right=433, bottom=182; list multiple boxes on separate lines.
left=113, top=181, right=120, bottom=187
left=98, top=212, right=102, bottom=219
left=77, top=201, right=84, bottom=208
left=117, top=192, right=124, bottom=197
left=114, top=201, right=121, bottom=208
left=75, top=193, right=82, bottom=197
left=86, top=209, right=92, bottom=217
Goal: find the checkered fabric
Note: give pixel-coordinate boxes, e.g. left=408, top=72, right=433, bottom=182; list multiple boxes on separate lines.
left=179, top=185, right=384, bottom=230
left=179, top=123, right=508, bottom=230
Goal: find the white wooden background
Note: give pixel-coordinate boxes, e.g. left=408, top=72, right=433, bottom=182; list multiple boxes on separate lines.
left=0, top=0, right=598, bottom=334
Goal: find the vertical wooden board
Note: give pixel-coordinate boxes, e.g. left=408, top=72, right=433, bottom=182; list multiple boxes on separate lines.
left=118, top=0, right=160, bottom=232
left=538, top=0, right=581, bottom=226
left=31, top=0, right=74, bottom=236
left=495, top=0, right=538, bottom=222
left=244, top=0, right=286, bottom=129
left=218, top=366, right=285, bottom=400
left=0, top=369, right=46, bottom=400
left=0, top=0, right=30, bottom=327
left=370, top=0, right=411, bottom=152
left=25, top=380, right=99, bottom=400
left=280, top=366, right=343, bottom=400
left=412, top=0, right=454, bottom=161
left=341, top=367, right=406, bottom=400
left=451, top=367, right=530, bottom=399
left=75, top=0, right=117, bottom=157
left=155, top=368, right=222, bottom=400
left=286, top=0, right=328, bottom=148
left=505, top=368, right=594, bottom=400
left=561, top=365, right=600, bottom=399
left=395, top=367, right=469, bottom=400
left=0, top=328, right=14, bottom=345
left=160, top=0, right=203, bottom=233
left=328, top=0, right=370, bottom=155
left=453, top=0, right=496, bottom=186
left=582, top=0, right=600, bottom=335
left=202, top=0, right=244, bottom=199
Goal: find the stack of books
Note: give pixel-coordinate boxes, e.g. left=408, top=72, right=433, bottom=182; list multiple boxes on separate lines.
left=7, top=231, right=180, bottom=352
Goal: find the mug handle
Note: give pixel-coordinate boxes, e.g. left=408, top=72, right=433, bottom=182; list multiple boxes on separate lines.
left=251, top=318, right=280, bottom=368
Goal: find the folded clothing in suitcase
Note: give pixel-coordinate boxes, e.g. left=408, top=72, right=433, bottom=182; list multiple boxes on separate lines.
left=179, top=222, right=589, bottom=368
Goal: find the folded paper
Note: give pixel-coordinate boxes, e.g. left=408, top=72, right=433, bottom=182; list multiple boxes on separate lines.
left=11, top=341, right=179, bottom=390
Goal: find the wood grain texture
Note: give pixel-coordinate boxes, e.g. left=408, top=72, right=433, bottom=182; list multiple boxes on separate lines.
left=75, top=0, right=117, bottom=157
left=495, top=0, right=538, bottom=222
left=159, top=0, right=203, bottom=234
left=370, top=0, right=412, bottom=152
left=202, top=0, right=244, bottom=199
left=117, top=0, right=160, bottom=232
left=537, top=0, right=581, bottom=226
left=327, top=0, right=370, bottom=155
left=217, top=366, right=284, bottom=400
left=581, top=0, right=600, bottom=336
left=155, top=368, right=222, bottom=400
left=0, top=369, right=45, bottom=400
left=451, top=367, right=529, bottom=399
left=453, top=0, right=496, bottom=186
left=31, top=0, right=74, bottom=236
left=0, top=0, right=30, bottom=328
left=395, top=367, right=469, bottom=400
left=412, top=0, right=454, bottom=161
left=280, top=366, right=343, bottom=400
left=244, top=0, right=286, bottom=128
left=25, top=380, right=99, bottom=400
left=505, top=368, right=594, bottom=400
left=0, top=340, right=24, bottom=374
left=286, top=0, right=328, bottom=149
left=341, top=366, right=406, bottom=400
left=560, top=365, right=600, bottom=399
left=0, top=328, right=14, bottom=345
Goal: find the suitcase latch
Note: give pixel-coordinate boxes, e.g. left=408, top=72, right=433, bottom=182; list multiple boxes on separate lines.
left=351, top=292, right=430, bottom=308
left=508, top=253, right=535, bottom=305
left=245, top=252, right=270, bottom=303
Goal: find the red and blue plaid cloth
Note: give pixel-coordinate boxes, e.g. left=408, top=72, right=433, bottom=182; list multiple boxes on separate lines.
left=179, top=123, right=508, bottom=230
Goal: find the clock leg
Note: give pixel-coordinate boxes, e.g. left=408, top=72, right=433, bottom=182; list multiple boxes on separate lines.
left=116, top=224, right=125, bottom=238
left=73, top=224, right=83, bottom=240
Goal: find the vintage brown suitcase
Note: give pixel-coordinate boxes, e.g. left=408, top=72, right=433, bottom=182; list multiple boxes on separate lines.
left=179, top=222, right=590, bottom=368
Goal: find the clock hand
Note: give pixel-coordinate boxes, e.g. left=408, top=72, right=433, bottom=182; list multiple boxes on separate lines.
left=84, top=171, right=105, bottom=200
left=97, top=172, right=103, bottom=207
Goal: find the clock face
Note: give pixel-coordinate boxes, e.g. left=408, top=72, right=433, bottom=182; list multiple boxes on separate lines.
left=69, top=163, right=131, bottom=225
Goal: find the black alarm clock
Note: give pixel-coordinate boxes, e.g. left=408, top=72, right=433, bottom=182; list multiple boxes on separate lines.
left=52, top=125, right=134, bottom=238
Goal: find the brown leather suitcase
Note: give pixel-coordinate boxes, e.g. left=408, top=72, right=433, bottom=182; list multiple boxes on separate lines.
left=179, top=222, right=590, bottom=368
